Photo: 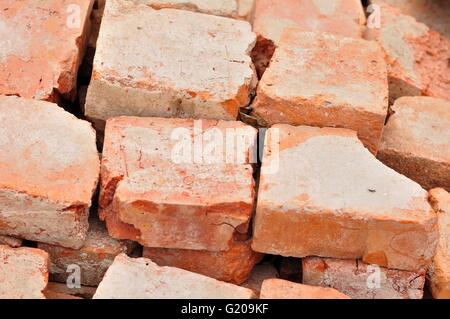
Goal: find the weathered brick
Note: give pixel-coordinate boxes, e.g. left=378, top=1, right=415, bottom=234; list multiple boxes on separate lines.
left=38, top=218, right=137, bottom=287
left=85, top=0, right=257, bottom=129
left=0, top=96, right=100, bottom=249
left=0, top=0, right=94, bottom=101
left=0, top=235, right=22, bottom=248
left=0, top=246, right=49, bottom=299
left=251, top=0, right=366, bottom=76
left=143, top=240, right=262, bottom=284
left=94, top=254, right=255, bottom=298
left=260, top=279, right=350, bottom=299
left=144, top=0, right=255, bottom=20
left=369, top=0, right=450, bottom=38
left=303, top=257, right=425, bottom=299
left=428, top=188, right=450, bottom=299
left=251, top=125, right=438, bottom=272
left=377, top=97, right=450, bottom=191
left=100, top=117, right=256, bottom=251
left=365, top=3, right=449, bottom=102
left=241, top=264, right=279, bottom=297
left=251, top=31, right=388, bottom=154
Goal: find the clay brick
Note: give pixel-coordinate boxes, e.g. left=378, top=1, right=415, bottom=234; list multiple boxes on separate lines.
left=0, top=235, right=22, bottom=248
left=38, top=218, right=137, bottom=287
left=143, top=240, right=262, bottom=284
left=251, top=31, right=388, bottom=154
left=377, top=97, right=450, bottom=191
left=0, top=96, right=100, bottom=249
left=260, top=279, right=350, bottom=299
left=0, top=246, right=49, bottom=299
left=251, top=125, right=438, bottom=272
left=94, top=254, right=256, bottom=298
left=370, top=0, right=450, bottom=38
left=251, top=0, right=366, bottom=76
left=241, top=264, right=279, bottom=297
left=85, top=0, right=257, bottom=129
left=144, top=0, right=255, bottom=20
left=365, top=3, right=449, bottom=102
left=0, top=0, right=94, bottom=101
left=428, top=188, right=450, bottom=299
left=100, top=117, right=256, bottom=251
left=303, top=257, right=425, bottom=299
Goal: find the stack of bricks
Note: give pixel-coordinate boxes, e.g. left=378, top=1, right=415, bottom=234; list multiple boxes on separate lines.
left=0, top=0, right=449, bottom=300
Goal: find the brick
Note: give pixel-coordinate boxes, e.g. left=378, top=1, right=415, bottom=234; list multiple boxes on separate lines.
left=251, top=125, right=438, bottom=272
left=44, top=282, right=96, bottom=299
left=94, top=254, right=256, bottom=298
left=251, top=31, right=388, bottom=154
left=369, top=0, right=450, bottom=38
left=0, top=235, right=22, bottom=248
left=428, top=188, right=450, bottom=299
left=303, top=257, right=426, bottom=299
left=260, top=279, right=350, bottom=299
left=85, top=0, right=257, bottom=129
left=143, top=240, right=262, bottom=284
left=0, top=0, right=94, bottom=101
left=377, top=97, right=450, bottom=191
left=251, top=0, right=366, bottom=76
left=38, top=218, right=137, bottom=287
left=100, top=117, right=256, bottom=251
left=0, top=96, right=100, bottom=249
left=365, top=3, right=449, bottom=102
left=0, top=246, right=49, bottom=299
left=241, top=264, right=279, bottom=297
left=144, top=0, right=255, bottom=20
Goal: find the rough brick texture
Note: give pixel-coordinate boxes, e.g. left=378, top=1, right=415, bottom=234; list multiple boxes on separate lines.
left=428, top=188, right=450, bottom=299
left=251, top=125, right=438, bottom=272
left=0, top=246, right=49, bottom=299
left=85, top=0, right=257, bottom=129
left=0, top=235, right=22, bottom=248
left=0, top=0, right=94, bottom=101
left=377, top=97, right=450, bottom=191
left=94, top=254, right=256, bottom=298
left=260, top=279, right=350, bottom=299
left=303, top=257, right=426, bottom=299
left=252, top=31, right=388, bottom=154
left=0, top=96, right=100, bottom=249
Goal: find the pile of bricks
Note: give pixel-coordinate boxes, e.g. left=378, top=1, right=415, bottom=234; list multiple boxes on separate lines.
left=0, top=0, right=449, bottom=299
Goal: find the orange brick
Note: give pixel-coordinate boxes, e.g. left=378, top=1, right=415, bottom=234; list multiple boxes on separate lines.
left=0, top=0, right=94, bottom=101
left=377, top=97, right=450, bottom=191
left=251, top=125, right=438, bottom=272
left=251, top=30, right=388, bottom=154
left=241, top=264, right=279, bottom=297
left=260, top=279, right=350, bottom=299
left=428, top=188, right=450, bottom=299
left=143, top=240, right=263, bottom=284
left=365, top=3, right=449, bottom=102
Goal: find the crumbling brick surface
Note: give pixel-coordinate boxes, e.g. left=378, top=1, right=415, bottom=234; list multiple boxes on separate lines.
left=252, top=125, right=438, bottom=272
left=365, top=3, right=450, bottom=102
left=0, top=96, right=100, bottom=249
left=251, top=30, right=388, bottom=154
left=260, top=279, right=351, bottom=299
left=0, top=246, right=49, bottom=299
left=38, top=218, right=137, bottom=287
left=94, top=254, right=256, bottom=298
left=100, top=117, right=256, bottom=251
left=143, top=240, right=263, bottom=284
left=303, top=257, right=426, bottom=299
left=377, top=97, right=450, bottom=191
left=428, top=188, right=450, bottom=299
left=85, top=0, right=257, bottom=128
left=0, top=0, right=94, bottom=101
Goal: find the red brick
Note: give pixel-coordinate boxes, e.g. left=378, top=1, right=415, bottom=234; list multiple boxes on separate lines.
left=377, top=97, right=450, bottom=191
left=251, top=125, right=438, bottom=272
left=0, top=0, right=94, bottom=101
left=260, top=279, right=350, bottom=299
left=251, top=30, right=388, bottom=154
